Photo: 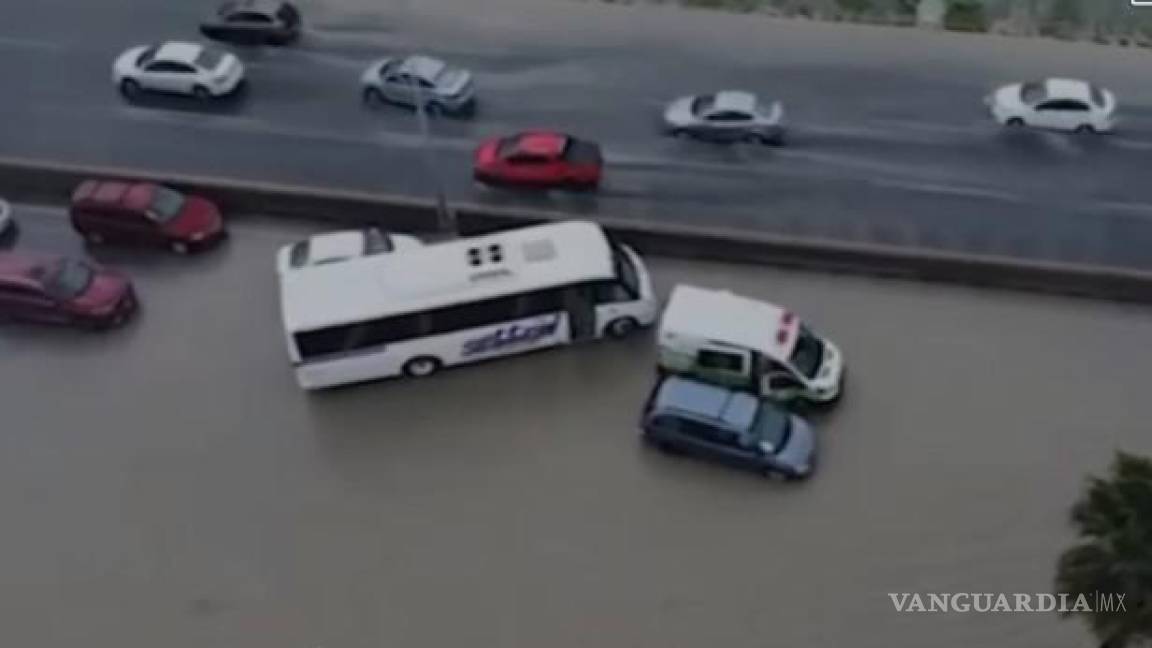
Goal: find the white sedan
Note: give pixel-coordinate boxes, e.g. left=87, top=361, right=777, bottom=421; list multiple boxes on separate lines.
left=276, top=228, right=422, bottom=274
left=113, top=41, right=245, bottom=100
left=986, top=78, right=1116, bottom=134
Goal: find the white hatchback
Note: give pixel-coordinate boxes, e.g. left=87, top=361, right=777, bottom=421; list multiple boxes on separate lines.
left=986, top=78, right=1116, bottom=134
left=113, top=41, right=245, bottom=100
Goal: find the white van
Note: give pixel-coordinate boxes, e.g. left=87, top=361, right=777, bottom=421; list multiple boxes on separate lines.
left=657, top=284, right=844, bottom=404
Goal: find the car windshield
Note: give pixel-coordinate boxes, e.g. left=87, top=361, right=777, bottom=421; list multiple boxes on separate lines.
left=195, top=48, right=224, bottom=70
left=1089, top=85, right=1107, bottom=108
left=788, top=325, right=825, bottom=380
left=137, top=46, right=158, bottom=67
left=362, top=229, right=394, bottom=255
left=1020, top=81, right=1047, bottom=105
left=691, top=95, right=715, bottom=116
left=43, top=259, right=94, bottom=301
left=750, top=404, right=790, bottom=452
left=148, top=187, right=186, bottom=222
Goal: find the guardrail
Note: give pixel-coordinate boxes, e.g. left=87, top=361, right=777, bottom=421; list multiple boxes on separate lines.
left=3, top=155, right=1152, bottom=303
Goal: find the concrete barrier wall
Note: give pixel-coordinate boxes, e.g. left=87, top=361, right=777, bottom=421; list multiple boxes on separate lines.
left=3, top=155, right=1152, bottom=303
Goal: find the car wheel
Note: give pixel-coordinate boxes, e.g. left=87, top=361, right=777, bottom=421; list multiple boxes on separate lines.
left=1075, top=123, right=1097, bottom=134
left=170, top=240, right=191, bottom=255
left=605, top=317, right=639, bottom=339
left=119, top=78, right=142, bottom=98
left=1005, top=117, right=1026, bottom=128
left=362, top=87, right=385, bottom=105
left=192, top=85, right=212, bottom=101
left=784, top=469, right=812, bottom=482
left=403, top=356, right=442, bottom=378
left=425, top=102, right=443, bottom=117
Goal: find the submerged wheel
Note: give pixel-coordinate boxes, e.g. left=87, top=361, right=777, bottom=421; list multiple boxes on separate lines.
left=605, top=317, right=639, bottom=339
left=403, top=356, right=442, bottom=378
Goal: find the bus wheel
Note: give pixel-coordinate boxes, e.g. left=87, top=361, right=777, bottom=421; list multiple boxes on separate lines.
left=606, top=317, right=639, bottom=339
left=403, top=356, right=442, bottom=378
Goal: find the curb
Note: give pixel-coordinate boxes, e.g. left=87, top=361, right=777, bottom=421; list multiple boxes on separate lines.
left=2, top=155, right=1152, bottom=303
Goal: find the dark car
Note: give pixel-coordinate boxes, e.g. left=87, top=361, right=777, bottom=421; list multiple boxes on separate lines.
left=200, top=0, right=302, bottom=46
left=70, top=180, right=226, bottom=254
left=641, top=375, right=817, bottom=480
left=0, top=253, right=136, bottom=329
left=474, top=131, right=603, bottom=190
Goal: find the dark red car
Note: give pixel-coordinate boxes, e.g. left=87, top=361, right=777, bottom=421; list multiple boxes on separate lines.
left=70, top=180, right=226, bottom=253
left=0, top=253, right=137, bottom=329
left=474, top=131, right=603, bottom=190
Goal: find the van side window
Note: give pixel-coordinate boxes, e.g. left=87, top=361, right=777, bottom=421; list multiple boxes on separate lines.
left=698, top=349, right=744, bottom=372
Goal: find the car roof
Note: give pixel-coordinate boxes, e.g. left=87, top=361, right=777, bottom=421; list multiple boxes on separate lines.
left=712, top=90, right=759, bottom=113
left=221, top=0, right=280, bottom=13
left=155, top=41, right=205, bottom=65
left=398, top=55, right=446, bottom=81
left=72, top=180, right=156, bottom=211
left=1044, top=78, right=1093, bottom=102
left=305, top=230, right=367, bottom=262
left=512, top=131, right=569, bottom=157
left=659, top=284, right=799, bottom=359
left=652, top=376, right=759, bottom=430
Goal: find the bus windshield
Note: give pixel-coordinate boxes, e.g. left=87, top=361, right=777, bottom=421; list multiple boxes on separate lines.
left=612, top=245, right=640, bottom=298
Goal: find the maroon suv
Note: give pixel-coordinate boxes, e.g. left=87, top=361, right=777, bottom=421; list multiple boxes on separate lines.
left=70, top=180, right=226, bottom=254
left=0, top=253, right=137, bottom=329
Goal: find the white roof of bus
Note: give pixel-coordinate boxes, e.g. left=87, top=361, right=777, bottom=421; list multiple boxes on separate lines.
left=280, top=220, right=616, bottom=332
left=659, top=284, right=792, bottom=357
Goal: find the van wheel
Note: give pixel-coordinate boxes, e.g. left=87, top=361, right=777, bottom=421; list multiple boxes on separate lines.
left=403, top=356, right=442, bottom=378
left=605, top=317, right=639, bottom=339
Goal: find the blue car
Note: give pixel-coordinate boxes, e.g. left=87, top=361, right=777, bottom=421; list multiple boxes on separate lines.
left=641, top=375, right=817, bottom=480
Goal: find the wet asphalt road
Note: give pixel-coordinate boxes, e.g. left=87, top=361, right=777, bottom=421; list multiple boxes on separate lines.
left=0, top=205, right=1150, bottom=646
left=5, top=0, right=1152, bottom=270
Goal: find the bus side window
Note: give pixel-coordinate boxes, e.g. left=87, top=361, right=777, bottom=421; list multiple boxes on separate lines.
left=516, top=288, right=565, bottom=317
left=592, top=279, right=631, bottom=304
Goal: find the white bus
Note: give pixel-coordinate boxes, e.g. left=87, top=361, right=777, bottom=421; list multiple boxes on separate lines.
left=278, top=220, right=658, bottom=390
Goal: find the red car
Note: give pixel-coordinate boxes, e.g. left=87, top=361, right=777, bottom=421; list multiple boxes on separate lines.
left=0, top=253, right=137, bottom=329
left=70, top=180, right=226, bottom=253
left=474, top=131, right=603, bottom=190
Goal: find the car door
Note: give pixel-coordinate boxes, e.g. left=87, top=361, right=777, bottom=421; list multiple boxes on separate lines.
left=223, top=11, right=276, bottom=44
left=381, top=71, right=414, bottom=105
left=1, top=284, right=65, bottom=323
left=119, top=207, right=162, bottom=245
left=140, top=60, right=180, bottom=93
left=762, top=366, right=808, bottom=403
left=701, top=110, right=754, bottom=141
left=504, top=153, right=555, bottom=184
left=1033, top=99, right=1090, bottom=131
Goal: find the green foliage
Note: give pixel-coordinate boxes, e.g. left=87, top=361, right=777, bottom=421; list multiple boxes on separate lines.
left=836, top=0, right=873, bottom=16
left=943, top=0, right=987, bottom=32
left=1055, top=452, right=1152, bottom=647
left=681, top=0, right=764, bottom=11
